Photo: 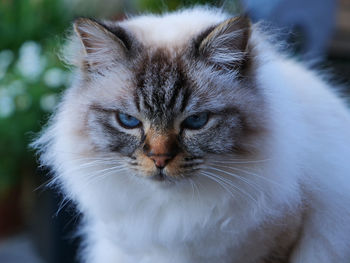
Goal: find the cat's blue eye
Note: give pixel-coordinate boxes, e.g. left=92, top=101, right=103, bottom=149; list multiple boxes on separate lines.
left=182, top=112, right=209, bottom=130
left=116, top=112, right=141, bottom=129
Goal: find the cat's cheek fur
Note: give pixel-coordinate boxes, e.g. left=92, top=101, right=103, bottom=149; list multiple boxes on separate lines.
left=86, top=111, right=141, bottom=155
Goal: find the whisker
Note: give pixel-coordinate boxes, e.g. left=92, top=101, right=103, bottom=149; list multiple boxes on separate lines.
left=202, top=170, right=258, bottom=203
left=184, top=157, right=203, bottom=161
left=83, top=165, right=129, bottom=180
left=209, top=159, right=271, bottom=164
left=80, top=166, right=129, bottom=190
left=189, top=178, right=195, bottom=201
left=206, top=165, right=263, bottom=193
left=77, top=159, right=122, bottom=167
left=224, top=166, right=288, bottom=189
left=35, top=177, right=57, bottom=192
left=200, top=172, right=237, bottom=200
left=64, top=160, right=127, bottom=174
left=55, top=197, right=71, bottom=217
left=205, top=161, right=287, bottom=190
left=189, top=178, right=201, bottom=203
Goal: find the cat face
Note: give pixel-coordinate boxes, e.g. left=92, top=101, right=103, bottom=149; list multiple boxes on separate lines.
left=69, top=16, right=265, bottom=183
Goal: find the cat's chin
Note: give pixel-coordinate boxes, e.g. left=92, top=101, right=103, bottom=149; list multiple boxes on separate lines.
left=149, top=171, right=167, bottom=182
left=148, top=169, right=187, bottom=184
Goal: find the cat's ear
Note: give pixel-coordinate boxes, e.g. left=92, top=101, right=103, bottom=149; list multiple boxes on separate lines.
left=73, top=18, right=132, bottom=70
left=195, top=15, right=251, bottom=72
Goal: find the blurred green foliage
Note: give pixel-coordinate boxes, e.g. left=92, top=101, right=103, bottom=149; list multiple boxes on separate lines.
left=0, top=0, right=73, bottom=197
left=138, top=0, right=230, bottom=13
left=0, top=0, right=73, bottom=50
left=0, top=0, right=239, bottom=197
left=0, top=41, right=68, bottom=195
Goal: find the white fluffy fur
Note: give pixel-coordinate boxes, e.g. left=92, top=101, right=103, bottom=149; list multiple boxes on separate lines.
left=34, top=7, right=350, bottom=263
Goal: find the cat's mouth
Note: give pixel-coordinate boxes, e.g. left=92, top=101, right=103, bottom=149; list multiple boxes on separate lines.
left=148, top=168, right=192, bottom=183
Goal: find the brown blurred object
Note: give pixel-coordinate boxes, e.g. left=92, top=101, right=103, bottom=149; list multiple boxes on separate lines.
left=330, top=0, right=350, bottom=58
left=0, top=187, right=22, bottom=239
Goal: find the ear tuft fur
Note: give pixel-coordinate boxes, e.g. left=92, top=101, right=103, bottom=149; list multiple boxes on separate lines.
left=197, top=15, right=251, bottom=72
left=73, top=18, right=130, bottom=70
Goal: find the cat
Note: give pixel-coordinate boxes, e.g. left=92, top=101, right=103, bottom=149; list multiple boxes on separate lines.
left=33, top=6, right=350, bottom=263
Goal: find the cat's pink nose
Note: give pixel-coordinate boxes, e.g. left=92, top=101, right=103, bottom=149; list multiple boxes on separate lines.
left=144, top=132, right=179, bottom=169
left=149, top=155, right=172, bottom=168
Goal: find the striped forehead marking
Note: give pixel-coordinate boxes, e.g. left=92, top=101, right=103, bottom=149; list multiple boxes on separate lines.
left=134, top=50, right=192, bottom=124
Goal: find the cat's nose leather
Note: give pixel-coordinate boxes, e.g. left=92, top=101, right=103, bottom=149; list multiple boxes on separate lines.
left=144, top=131, right=179, bottom=168
left=149, top=155, right=173, bottom=168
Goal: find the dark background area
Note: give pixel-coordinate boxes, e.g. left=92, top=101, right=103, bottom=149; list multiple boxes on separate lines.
left=0, top=0, right=349, bottom=262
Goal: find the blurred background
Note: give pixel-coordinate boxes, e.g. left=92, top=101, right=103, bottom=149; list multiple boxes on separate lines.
left=0, top=0, right=349, bottom=262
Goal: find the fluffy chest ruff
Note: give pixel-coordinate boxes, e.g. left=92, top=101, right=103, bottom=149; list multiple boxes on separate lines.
left=67, top=155, right=302, bottom=263
left=84, top=185, right=301, bottom=263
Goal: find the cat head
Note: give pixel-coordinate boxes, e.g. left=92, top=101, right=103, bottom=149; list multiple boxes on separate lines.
left=50, top=10, right=267, bottom=185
